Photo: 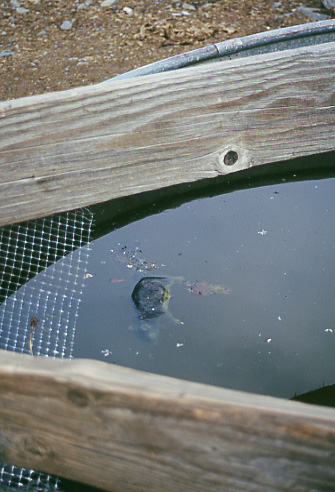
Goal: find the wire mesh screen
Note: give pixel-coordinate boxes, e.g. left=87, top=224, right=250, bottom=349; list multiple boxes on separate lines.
left=0, top=208, right=94, bottom=491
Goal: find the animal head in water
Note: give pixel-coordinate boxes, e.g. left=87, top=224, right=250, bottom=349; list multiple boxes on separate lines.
left=131, top=277, right=170, bottom=319
left=130, top=277, right=170, bottom=342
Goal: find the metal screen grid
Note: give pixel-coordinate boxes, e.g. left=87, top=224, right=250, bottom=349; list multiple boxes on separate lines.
left=0, top=466, right=59, bottom=492
left=0, top=208, right=93, bottom=491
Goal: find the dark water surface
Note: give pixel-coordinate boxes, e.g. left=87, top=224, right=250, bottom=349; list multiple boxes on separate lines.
left=74, top=174, right=335, bottom=401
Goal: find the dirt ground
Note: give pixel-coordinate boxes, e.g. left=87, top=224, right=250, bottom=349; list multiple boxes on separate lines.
left=0, top=0, right=334, bottom=101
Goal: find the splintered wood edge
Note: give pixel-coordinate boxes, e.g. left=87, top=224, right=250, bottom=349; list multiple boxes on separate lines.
left=0, top=41, right=334, bottom=227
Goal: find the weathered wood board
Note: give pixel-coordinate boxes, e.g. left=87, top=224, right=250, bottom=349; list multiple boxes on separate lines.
left=0, top=41, right=335, bottom=227
left=0, top=349, right=335, bottom=492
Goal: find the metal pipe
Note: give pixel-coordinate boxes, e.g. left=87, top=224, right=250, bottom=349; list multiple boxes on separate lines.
left=99, top=18, right=335, bottom=83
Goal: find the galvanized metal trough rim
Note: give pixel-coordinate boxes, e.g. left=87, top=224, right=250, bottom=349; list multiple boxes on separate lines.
left=100, top=18, right=335, bottom=82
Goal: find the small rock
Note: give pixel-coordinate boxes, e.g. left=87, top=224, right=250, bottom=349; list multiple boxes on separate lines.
left=322, top=0, right=335, bottom=9
left=182, top=2, right=196, bottom=10
left=16, top=7, right=29, bottom=13
left=296, top=6, right=328, bottom=21
left=101, top=0, right=117, bottom=6
left=10, top=0, right=20, bottom=7
left=123, top=6, right=133, bottom=14
left=273, top=1, right=283, bottom=12
left=78, top=0, right=92, bottom=8
left=60, top=20, right=73, bottom=30
left=0, top=49, right=12, bottom=57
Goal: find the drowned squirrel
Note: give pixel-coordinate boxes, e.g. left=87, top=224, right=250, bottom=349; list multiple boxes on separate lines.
left=131, top=275, right=230, bottom=342
left=112, top=245, right=231, bottom=342
left=131, top=276, right=182, bottom=342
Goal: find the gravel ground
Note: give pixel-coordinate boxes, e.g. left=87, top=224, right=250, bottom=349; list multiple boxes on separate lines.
left=0, top=0, right=334, bottom=100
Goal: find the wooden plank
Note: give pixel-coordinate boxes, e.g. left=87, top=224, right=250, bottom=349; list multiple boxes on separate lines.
left=0, top=349, right=335, bottom=492
left=0, top=41, right=335, bottom=227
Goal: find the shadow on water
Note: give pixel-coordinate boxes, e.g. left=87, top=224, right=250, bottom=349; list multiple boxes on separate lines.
left=291, top=383, right=335, bottom=408
left=90, top=150, right=335, bottom=238
left=59, top=480, right=105, bottom=492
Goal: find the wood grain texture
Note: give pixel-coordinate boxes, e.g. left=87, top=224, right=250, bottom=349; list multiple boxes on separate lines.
left=0, top=41, right=335, bottom=227
left=0, top=349, right=335, bottom=492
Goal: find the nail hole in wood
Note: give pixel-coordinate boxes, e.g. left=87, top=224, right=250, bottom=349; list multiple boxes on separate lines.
left=224, top=150, right=238, bottom=166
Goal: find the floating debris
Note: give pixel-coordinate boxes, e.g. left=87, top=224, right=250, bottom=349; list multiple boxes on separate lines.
left=101, top=349, right=112, bottom=357
left=112, top=244, right=159, bottom=273
left=185, top=280, right=231, bottom=296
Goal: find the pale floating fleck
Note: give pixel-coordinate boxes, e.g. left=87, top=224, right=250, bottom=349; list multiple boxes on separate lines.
left=101, top=349, right=112, bottom=357
left=325, top=328, right=333, bottom=333
left=258, top=230, right=268, bottom=236
left=277, top=316, right=282, bottom=321
left=85, top=273, right=93, bottom=278
left=266, top=338, right=272, bottom=343
left=176, top=343, right=184, bottom=348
